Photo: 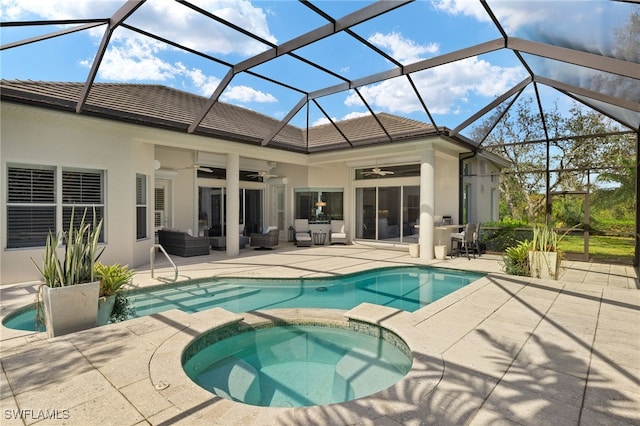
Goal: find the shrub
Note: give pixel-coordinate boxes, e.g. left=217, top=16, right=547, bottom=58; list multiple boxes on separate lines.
left=481, top=220, right=531, bottom=252
left=502, top=240, right=531, bottom=276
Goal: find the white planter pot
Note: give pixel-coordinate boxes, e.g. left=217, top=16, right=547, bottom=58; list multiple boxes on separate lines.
left=528, top=251, right=559, bottom=280
left=409, top=244, right=420, bottom=258
left=97, top=295, right=116, bottom=326
left=42, top=281, right=100, bottom=338
left=434, top=245, right=447, bottom=260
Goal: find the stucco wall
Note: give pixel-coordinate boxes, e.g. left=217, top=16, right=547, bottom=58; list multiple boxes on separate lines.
left=435, top=152, right=460, bottom=224
left=465, top=157, right=501, bottom=225
left=1, top=104, right=155, bottom=285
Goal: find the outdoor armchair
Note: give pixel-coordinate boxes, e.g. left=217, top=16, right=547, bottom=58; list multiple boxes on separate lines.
left=330, top=220, right=348, bottom=244
left=294, top=219, right=312, bottom=247
left=250, top=226, right=279, bottom=249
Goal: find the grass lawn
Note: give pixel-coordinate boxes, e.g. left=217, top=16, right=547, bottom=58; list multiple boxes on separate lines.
left=559, top=235, right=635, bottom=264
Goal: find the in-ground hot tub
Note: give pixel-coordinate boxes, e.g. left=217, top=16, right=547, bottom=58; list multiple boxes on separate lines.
left=182, top=321, right=412, bottom=407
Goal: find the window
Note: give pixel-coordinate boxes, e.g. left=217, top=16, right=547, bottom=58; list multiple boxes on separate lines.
left=136, top=174, right=147, bottom=240
left=154, top=187, right=165, bottom=230
left=294, top=188, right=343, bottom=222
left=6, top=165, right=104, bottom=248
left=463, top=183, right=472, bottom=224
left=7, top=166, right=56, bottom=248
left=63, top=169, right=104, bottom=239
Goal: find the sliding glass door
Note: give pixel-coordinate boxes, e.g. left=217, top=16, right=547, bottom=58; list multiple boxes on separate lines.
left=199, top=187, right=263, bottom=237
left=355, top=185, right=419, bottom=243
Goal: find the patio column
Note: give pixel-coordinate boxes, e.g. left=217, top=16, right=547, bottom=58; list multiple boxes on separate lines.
left=419, top=146, right=435, bottom=260
left=226, top=152, right=240, bottom=256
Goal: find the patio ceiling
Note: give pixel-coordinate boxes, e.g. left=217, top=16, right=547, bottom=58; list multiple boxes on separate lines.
left=1, top=0, right=639, bottom=153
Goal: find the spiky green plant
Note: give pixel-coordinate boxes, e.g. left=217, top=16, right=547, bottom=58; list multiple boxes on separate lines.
left=531, top=223, right=558, bottom=252
left=95, top=263, right=134, bottom=297
left=32, top=208, right=104, bottom=287
left=32, top=208, right=104, bottom=325
left=502, top=239, right=532, bottom=276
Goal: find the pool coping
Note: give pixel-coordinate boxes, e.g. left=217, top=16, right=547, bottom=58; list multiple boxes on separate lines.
left=147, top=304, right=445, bottom=425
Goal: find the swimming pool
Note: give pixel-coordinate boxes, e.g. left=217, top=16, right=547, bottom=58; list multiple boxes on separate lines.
left=3, top=266, right=484, bottom=331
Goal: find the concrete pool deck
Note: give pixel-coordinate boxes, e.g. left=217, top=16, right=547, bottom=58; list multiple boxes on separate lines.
left=1, top=243, right=638, bottom=425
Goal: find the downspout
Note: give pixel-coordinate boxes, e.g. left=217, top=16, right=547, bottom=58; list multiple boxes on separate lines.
left=459, top=150, right=477, bottom=224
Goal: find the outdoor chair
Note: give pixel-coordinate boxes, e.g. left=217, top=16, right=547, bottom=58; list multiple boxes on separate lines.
left=210, top=224, right=250, bottom=250
left=472, top=222, right=482, bottom=257
left=250, top=226, right=279, bottom=249
left=330, top=220, right=348, bottom=244
left=450, top=223, right=476, bottom=260
left=294, top=219, right=312, bottom=247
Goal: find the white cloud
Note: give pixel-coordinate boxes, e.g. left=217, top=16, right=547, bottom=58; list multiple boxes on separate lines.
left=221, top=85, right=277, bottom=103
left=95, top=38, right=179, bottom=81
left=368, top=32, right=439, bottom=63
left=312, top=117, right=332, bottom=126
left=345, top=56, right=524, bottom=115
left=122, top=0, right=276, bottom=57
left=431, top=0, right=489, bottom=23
left=431, top=0, right=552, bottom=33
left=1, top=0, right=276, bottom=56
left=342, top=111, right=371, bottom=121
left=0, top=0, right=116, bottom=20
left=186, top=68, right=222, bottom=95
left=3, top=0, right=278, bottom=89
left=85, top=37, right=282, bottom=101
left=312, top=110, right=371, bottom=127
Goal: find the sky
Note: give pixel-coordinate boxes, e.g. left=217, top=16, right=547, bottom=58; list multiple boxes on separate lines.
left=0, top=0, right=637, bottom=132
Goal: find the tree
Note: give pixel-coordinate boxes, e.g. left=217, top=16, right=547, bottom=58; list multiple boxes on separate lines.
left=475, top=96, right=633, bottom=224
left=594, top=133, right=636, bottom=218
left=473, top=96, right=558, bottom=222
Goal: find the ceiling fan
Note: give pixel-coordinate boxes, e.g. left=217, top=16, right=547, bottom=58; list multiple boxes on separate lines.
left=362, top=167, right=394, bottom=177
left=247, top=170, right=278, bottom=179
left=178, top=164, right=214, bottom=173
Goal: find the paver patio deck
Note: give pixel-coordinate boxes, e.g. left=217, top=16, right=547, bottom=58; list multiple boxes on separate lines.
left=1, top=243, right=638, bottom=425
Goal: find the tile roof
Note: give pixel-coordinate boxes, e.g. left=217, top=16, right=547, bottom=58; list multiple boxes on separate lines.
left=1, top=80, right=441, bottom=154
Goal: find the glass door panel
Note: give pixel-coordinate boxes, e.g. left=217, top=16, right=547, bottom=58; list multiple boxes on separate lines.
left=356, top=187, right=376, bottom=239
left=378, top=187, right=401, bottom=242
left=403, top=186, right=420, bottom=243
left=244, top=189, right=263, bottom=235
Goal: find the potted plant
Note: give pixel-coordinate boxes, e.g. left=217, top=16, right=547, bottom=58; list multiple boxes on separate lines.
left=95, top=263, right=135, bottom=326
left=32, top=208, right=104, bottom=338
left=528, top=223, right=561, bottom=280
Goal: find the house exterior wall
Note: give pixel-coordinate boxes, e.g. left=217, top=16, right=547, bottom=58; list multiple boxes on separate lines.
left=1, top=104, right=156, bottom=285
left=463, top=157, right=501, bottom=225
left=435, top=153, right=460, bottom=224
left=155, top=147, right=199, bottom=233
left=1, top=102, right=505, bottom=285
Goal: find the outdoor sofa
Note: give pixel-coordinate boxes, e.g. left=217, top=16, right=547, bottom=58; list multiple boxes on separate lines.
left=157, top=229, right=210, bottom=257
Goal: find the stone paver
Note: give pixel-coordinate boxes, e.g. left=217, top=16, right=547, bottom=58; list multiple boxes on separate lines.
left=1, top=244, right=638, bottom=425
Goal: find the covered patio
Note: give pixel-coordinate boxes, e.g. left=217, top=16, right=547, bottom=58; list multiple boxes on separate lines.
left=1, top=245, right=638, bottom=425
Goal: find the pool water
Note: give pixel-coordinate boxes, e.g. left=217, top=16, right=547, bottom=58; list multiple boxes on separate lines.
left=183, top=324, right=412, bottom=407
left=3, top=266, right=483, bottom=331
